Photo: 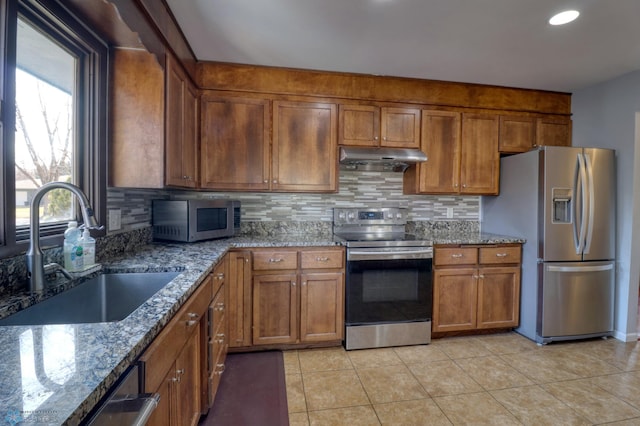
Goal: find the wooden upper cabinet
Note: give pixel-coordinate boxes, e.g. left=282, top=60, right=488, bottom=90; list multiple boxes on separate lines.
left=499, top=115, right=536, bottom=154
left=109, top=49, right=165, bottom=188
left=272, top=101, right=338, bottom=192
left=404, top=110, right=461, bottom=194
left=536, top=117, right=572, bottom=147
left=405, top=110, right=498, bottom=195
left=460, top=113, right=500, bottom=195
left=339, top=104, right=379, bottom=146
left=165, top=52, right=198, bottom=188
left=339, top=104, right=420, bottom=148
left=200, top=95, right=271, bottom=190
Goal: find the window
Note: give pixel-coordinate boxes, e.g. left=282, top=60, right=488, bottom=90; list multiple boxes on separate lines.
left=1, top=0, right=107, bottom=257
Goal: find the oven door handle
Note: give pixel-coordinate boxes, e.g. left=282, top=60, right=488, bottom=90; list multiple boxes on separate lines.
left=347, top=248, right=433, bottom=261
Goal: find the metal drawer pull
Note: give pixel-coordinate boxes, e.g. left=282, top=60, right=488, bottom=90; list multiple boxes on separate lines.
left=315, top=257, right=330, bottom=262
left=215, top=302, right=225, bottom=311
left=216, top=273, right=225, bottom=279
left=495, top=253, right=508, bottom=257
left=215, top=364, right=226, bottom=375
left=451, top=253, right=464, bottom=258
left=188, top=312, right=199, bottom=319
left=268, top=258, right=284, bottom=263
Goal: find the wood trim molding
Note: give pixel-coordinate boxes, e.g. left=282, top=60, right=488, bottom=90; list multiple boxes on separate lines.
left=197, top=61, right=571, bottom=115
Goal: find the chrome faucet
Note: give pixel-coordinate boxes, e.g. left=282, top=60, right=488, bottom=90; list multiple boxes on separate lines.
left=27, top=182, right=102, bottom=293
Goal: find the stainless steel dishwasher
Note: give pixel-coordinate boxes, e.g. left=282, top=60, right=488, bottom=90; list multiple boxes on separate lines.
left=86, top=364, right=159, bottom=425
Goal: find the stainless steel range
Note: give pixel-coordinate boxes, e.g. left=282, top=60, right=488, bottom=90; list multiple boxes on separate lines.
left=333, top=207, right=433, bottom=350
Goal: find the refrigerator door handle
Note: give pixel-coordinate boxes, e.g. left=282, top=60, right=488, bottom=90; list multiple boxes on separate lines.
left=573, top=154, right=588, bottom=254
left=573, top=153, right=588, bottom=254
left=547, top=264, right=614, bottom=273
left=583, top=153, right=595, bottom=254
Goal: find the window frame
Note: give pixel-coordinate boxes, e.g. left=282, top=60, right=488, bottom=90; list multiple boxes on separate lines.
left=0, top=0, right=107, bottom=258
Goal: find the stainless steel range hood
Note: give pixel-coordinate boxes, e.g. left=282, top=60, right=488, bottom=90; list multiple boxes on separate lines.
left=339, top=147, right=427, bottom=172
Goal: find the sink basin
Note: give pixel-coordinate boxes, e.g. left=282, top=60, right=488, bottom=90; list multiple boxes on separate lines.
left=0, top=272, right=180, bottom=326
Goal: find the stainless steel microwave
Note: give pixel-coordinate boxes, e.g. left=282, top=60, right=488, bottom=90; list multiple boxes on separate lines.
left=152, top=199, right=240, bottom=242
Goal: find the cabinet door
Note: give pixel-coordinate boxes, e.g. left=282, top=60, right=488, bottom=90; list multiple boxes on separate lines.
left=536, top=117, right=572, bottom=147
left=380, top=107, right=421, bottom=148
left=181, top=81, right=199, bottom=189
left=405, top=110, right=461, bottom=194
left=145, top=371, right=173, bottom=426
left=227, top=251, right=252, bottom=348
left=200, top=96, right=271, bottom=190
left=432, top=268, right=477, bottom=332
left=477, top=266, right=521, bottom=329
left=339, top=104, right=379, bottom=146
left=272, top=101, right=338, bottom=192
left=460, top=113, right=500, bottom=195
left=499, top=116, right=535, bottom=153
left=300, top=272, right=344, bottom=342
left=252, top=273, right=298, bottom=345
left=175, top=328, right=201, bottom=426
left=165, top=53, right=197, bottom=188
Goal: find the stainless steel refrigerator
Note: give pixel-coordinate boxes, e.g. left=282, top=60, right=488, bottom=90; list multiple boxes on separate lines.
left=482, top=146, right=615, bottom=344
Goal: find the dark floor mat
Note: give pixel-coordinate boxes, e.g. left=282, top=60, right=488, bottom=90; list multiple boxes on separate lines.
left=201, top=351, right=289, bottom=426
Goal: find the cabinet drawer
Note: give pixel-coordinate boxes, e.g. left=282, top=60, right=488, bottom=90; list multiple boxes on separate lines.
left=253, top=250, right=298, bottom=270
left=210, top=287, right=225, bottom=337
left=300, top=249, right=344, bottom=269
left=435, top=247, right=478, bottom=266
left=479, top=246, right=521, bottom=265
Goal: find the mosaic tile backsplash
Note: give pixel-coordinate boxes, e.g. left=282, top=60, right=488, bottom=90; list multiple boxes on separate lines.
left=1, top=170, right=480, bottom=293
left=108, top=170, right=479, bottom=231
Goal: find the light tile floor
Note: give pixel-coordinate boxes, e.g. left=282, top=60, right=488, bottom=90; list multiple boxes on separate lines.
left=283, top=332, right=640, bottom=425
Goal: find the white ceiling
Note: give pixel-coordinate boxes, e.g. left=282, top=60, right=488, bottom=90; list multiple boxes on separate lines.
left=166, top=0, right=640, bottom=93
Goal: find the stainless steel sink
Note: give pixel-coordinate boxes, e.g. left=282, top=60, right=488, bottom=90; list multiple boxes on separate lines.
left=0, top=272, right=180, bottom=326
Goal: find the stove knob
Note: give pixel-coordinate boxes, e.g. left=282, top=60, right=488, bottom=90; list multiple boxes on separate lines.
left=347, top=212, right=356, bottom=220
left=338, top=211, right=346, bottom=220
left=396, top=212, right=402, bottom=219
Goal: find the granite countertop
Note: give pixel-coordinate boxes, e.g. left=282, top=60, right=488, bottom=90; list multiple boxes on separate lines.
left=0, top=231, right=523, bottom=424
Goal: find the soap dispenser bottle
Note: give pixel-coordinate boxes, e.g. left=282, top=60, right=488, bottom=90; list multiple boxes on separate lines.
left=63, top=221, right=83, bottom=271
left=81, top=227, right=96, bottom=268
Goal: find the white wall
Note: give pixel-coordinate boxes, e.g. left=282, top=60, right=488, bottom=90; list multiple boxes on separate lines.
left=572, top=70, right=640, bottom=341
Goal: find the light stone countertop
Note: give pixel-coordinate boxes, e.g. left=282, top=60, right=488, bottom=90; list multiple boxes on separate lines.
left=0, top=230, right=523, bottom=425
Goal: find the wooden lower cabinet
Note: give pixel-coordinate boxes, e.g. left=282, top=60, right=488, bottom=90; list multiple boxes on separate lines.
left=141, top=265, right=225, bottom=426
left=227, top=251, right=252, bottom=348
left=252, top=248, right=345, bottom=346
left=433, top=245, right=521, bottom=333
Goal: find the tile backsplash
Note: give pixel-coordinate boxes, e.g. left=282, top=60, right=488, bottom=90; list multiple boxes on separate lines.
left=1, top=171, right=479, bottom=294
left=110, top=170, right=479, bottom=231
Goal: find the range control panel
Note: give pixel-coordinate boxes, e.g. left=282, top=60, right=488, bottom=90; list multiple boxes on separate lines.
left=333, top=207, right=407, bottom=226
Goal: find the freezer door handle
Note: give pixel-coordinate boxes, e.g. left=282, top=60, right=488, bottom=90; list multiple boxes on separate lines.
left=547, top=264, right=614, bottom=273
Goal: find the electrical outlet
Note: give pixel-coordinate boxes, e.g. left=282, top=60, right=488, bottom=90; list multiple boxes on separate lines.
left=446, top=207, right=454, bottom=218
left=108, top=209, right=121, bottom=231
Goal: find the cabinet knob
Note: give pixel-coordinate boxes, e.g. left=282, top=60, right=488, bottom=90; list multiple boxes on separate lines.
left=216, top=272, right=225, bottom=279
left=302, top=281, right=307, bottom=286
left=451, top=253, right=463, bottom=258
left=215, top=363, right=226, bottom=375
left=272, top=180, right=278, bottom=184
left=496, top=253, right=508, bottom=257
left=374, top=136, right=379, bottom=141
left=188, top=312, right=199, bottom=319
left=454, top=183, right=458, bottom=188
left=316, top=257, right=330, bottom=262
left=462, top=184, right=467, bottom=188
left=263, top=180, right=268, bottom=183
left=479, top=274, right=485, bottom=279
left=187, top=320, right=198, bottom=326
left=291, top=281, right=296, bottom=286
left=216, top=302, right=225, bottom=311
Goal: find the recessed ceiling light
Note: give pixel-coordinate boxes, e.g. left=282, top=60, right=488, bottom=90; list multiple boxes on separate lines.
left=549, top=10, right=580, bottom=25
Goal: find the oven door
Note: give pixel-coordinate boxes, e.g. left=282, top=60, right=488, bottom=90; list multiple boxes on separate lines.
left=345, top=248, right=433, bottom=326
